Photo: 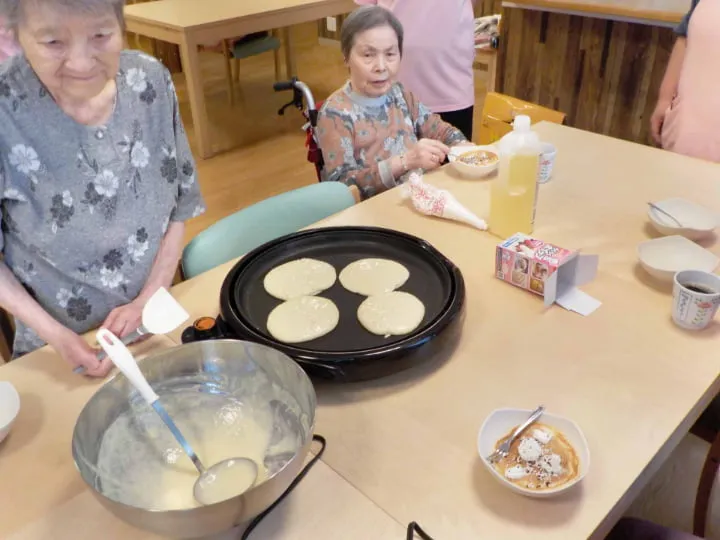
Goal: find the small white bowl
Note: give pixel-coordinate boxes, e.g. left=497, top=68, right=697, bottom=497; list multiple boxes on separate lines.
left=477, top=408, right=590, bottom=498
left=648, top=198, right=719, bottom=240
left=0, top=381, right=19, bottom=444
left=448, top=145, right=499, bottom=179
left=638, top=235, right=720, bottom=283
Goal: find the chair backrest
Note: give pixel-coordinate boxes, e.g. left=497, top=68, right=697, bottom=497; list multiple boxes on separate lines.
left=479, top=92, right=566, bottom=145
left=181, top=182, right=355, bottom=279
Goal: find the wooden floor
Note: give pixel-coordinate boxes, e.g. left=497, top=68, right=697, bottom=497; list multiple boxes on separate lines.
left=168, top=23, right=489, bottom=245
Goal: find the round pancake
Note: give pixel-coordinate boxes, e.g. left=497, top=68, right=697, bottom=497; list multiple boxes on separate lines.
left=357, top=291, right=425, bottom=336
left=267, top=296, right=339, bottom=343
left=339, top=258, right=409, bottom=296
left=263, top=258, right=336, bottom=300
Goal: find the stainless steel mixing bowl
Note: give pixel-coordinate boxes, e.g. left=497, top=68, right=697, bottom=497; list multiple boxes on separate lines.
left=72, top=340, right=316, bottom=538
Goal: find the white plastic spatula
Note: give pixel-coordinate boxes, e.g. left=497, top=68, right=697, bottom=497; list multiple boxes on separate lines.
left=95, top=328, right=259, bottom=506
left=74, top=287, right=189, bottom=374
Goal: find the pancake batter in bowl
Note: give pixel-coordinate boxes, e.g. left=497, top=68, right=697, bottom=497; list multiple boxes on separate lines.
left=96, top=390, right=302, bottom=510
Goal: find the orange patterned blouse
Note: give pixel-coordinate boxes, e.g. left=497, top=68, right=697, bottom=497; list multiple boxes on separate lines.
left=317, top=81, right=467, bottom=200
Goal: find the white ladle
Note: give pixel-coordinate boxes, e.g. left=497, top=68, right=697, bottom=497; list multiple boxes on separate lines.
left=95, top=328, right=259, bottom=506
left=75, top=287, right=189, bottom=374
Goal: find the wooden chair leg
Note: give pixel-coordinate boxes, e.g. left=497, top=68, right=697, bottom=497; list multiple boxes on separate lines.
left=0, top=308, right=14, bottom=362
left=233, top=59, right=240, bottom=83
left=694, top=430, right=720, bottom=537
left=223, top=40, right=235, bottom=107
left=282, top=27, right=297, bottom=78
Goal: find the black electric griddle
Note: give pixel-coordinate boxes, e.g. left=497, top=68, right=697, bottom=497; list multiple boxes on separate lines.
left=203, top=227, right=465, bottom=382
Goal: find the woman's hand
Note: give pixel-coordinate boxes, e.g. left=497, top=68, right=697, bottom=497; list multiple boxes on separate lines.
left=406, top=139, right=450, bottom=171
left=52, top=329, right=111, bottom=377
left=650, top=98, right=671, bottom=145
left=102, top=300, right=144, bottom=339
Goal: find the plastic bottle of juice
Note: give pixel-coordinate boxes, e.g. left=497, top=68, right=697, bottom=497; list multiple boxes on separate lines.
left=489, top=115, right=541, bottom=239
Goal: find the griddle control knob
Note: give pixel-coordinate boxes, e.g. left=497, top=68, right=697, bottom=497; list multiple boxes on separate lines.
left=181, top=316, right=218, bottom=343
left=193, top=317, right=217, bottom=339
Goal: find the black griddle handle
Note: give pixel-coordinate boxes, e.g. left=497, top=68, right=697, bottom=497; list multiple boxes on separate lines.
left=293, top=357, right=346, bottom=381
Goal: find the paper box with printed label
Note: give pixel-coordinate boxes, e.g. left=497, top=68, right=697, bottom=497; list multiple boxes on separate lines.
left=495, top=234, right=601, bottom=316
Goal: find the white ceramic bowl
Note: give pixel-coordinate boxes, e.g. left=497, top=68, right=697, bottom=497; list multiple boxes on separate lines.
left=648, top=198, right=719, bottom=240
left=448, top=145, right=499, bottom=179
left=0, top=381, right=20, bottom=444
left=477, top=408, right=590, bottom=498
left=638, top=235, right=720, bottom=283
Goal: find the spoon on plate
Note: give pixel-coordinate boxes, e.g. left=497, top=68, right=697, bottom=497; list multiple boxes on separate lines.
left=647, top=202, right=683, bottom=227
left=95, top=328, right=258, bottom=506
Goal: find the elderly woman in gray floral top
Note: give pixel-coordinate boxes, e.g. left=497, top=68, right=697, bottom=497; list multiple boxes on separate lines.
left=0, top=0, right=205, bottom=376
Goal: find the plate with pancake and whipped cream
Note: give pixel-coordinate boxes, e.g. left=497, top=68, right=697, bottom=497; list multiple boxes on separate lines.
left=477, top=408, right=590, bottom=497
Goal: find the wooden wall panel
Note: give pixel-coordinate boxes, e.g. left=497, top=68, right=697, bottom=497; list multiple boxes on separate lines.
left=475, top=0, right=503, bottom=16
left=499, top=7, right=675, bottom=145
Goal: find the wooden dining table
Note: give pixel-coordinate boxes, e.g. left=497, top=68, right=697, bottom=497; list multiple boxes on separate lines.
left=1, top=122, right=719, bottom=539
left=124, top=0, right=356, bottom=160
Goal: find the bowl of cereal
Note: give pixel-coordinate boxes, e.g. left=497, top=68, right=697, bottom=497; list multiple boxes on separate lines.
left=448, top=145, right=499, bottom=179
left=477, top=408, right=590, bottom=498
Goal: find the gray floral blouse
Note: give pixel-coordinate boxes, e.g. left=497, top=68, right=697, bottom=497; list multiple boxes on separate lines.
left=0, top=50, right=206, bottom=356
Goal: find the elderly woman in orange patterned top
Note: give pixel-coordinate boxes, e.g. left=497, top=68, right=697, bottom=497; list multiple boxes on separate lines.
left=316, top=6, right=471, bottom=201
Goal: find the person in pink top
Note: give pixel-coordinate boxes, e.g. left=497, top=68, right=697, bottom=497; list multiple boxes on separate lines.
left=652, top=0, right=720, bottom=162
left=354, top=0, right=476, bottom=140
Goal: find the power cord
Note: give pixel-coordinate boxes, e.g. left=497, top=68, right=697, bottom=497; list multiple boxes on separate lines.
left=241, top=435, right=436, bottom=540
left=407, top=521, right=435, bottom=540
left=241, top=434, right=327, bottom=539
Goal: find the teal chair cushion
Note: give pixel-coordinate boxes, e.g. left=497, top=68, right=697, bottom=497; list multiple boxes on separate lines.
left=231, top=35, right=281, bottom=60
left=182, top=182, right=355, bottom=279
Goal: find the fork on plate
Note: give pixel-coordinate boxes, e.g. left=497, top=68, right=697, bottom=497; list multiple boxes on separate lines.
left=486, top=405, right=545, bottom=464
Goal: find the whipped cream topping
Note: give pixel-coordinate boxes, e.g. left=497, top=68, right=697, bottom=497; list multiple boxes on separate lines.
left=518, top=437, right=543, bottom=462
left=499, top=425, right=569, bottom=489
left=532, top=428, right=553, bottom=445
left=539, top=453, right=563, bottom=475
left=505, top=465, right=528, bottom=480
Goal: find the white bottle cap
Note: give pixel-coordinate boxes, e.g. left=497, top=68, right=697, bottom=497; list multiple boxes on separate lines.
left=514, top=115, right=531, bottom=132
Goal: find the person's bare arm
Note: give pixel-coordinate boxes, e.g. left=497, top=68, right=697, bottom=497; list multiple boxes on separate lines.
left=0, top=262, right=108, bottom=374
left=102, top=221, right=185, bottom=338
left=137, top=221, right=185, bottom=304
left=651, top=38, right=686, bottom=144
left=0, top=262, right=67, bottom=346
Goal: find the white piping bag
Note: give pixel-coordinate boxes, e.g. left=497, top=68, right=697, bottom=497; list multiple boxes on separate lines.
left=401, top=172, right=488, bottom=230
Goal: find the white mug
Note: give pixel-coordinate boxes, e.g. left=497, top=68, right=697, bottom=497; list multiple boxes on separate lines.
left=672, top=270, right=720, bottom=330
left=538, top=143, right=556, bottom=184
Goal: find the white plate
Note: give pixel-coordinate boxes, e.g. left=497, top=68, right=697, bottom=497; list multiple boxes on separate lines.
left=638, top=235, right=720, bottom=282
left=448, top=145, right=499, bottom=179
left=477, top=408, right=590, bottom=498
left=0, top=381, right=20, bottom=444
left=648, top=198, right=719, bottom=240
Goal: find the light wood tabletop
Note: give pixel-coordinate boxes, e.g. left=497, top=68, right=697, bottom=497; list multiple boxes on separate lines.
left=502, top=0, right=688, bottom=24
left=168, top=122, right=720, bottom=539
left=0, top=337, right=406, bottom=540
left=124, top=0, right=356, bottom=159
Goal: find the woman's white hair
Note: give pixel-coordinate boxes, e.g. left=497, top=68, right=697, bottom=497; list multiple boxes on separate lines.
left=0, top=0, right=126, bottom=30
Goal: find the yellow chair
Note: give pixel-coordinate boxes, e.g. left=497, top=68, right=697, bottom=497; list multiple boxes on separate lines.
left=479, top=92, right=566, bottom=145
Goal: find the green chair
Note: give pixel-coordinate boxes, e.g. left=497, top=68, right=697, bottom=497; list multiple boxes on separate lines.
left=181, top=182, right=355, bottom=279
left=223, top=31, right=283, bottom=106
